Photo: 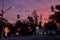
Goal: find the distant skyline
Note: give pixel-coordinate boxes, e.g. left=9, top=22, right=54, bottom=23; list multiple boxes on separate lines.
left=0, top=0, right=60, bottom=25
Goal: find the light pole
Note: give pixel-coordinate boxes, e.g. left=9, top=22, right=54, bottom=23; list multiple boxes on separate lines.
left=1, top=6, right=14, bottom=39
left=0, top=0, right=14, bottom=39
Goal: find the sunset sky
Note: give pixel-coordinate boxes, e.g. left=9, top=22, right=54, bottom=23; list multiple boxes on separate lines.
left=0, top=0, right=60, bottom=24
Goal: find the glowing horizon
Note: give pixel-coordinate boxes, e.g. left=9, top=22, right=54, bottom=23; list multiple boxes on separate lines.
left=0, top=0, right=60, bottom=25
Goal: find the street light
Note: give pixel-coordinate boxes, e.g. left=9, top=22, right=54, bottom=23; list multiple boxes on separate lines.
left=0, top=0, right=14, bottom=39
left=1, top=6, right=14, bottom=38
left=1, top=6, right=14, bottom=39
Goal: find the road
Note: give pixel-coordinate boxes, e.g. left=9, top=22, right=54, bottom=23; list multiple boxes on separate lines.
left=0, top=35, right=60, bottom=40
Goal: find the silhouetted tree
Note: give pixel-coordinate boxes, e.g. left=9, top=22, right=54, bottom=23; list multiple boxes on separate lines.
left=50, top=5, right=60, bottom=23
left=32, top=11, right=38, bottom=25
left=1, top=20, right=13, bottom=37
left=44, top=5, right=60, bottom=35
left=32, top=11, right=38, bottom=35
left=44, top=21, right=57, bottom=35
left=49, top=12, right=60, bottom=23
left=27, top=15, right=34, bottom=35
left=27, top=15, right=34, bottom=25
left=15, top=20, right=22, bottom=36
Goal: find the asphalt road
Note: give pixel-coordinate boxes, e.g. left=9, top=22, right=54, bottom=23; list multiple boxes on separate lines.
left=0, top=35, right=60, bottom=40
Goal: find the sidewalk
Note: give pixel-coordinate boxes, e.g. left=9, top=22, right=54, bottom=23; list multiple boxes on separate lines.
left=0, top=35, right=60, bottom=40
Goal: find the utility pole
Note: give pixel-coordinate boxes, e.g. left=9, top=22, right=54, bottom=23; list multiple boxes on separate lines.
left=1, top=0, right=4, bottom=39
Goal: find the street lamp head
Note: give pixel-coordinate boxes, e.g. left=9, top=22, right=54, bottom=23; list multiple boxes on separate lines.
left=11, top=6, right=14, bottom=9
left=10, top=6, right=14, bottom=9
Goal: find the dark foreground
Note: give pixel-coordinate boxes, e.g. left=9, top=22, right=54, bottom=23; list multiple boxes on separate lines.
left=0, top=35, right=60, bottom=40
